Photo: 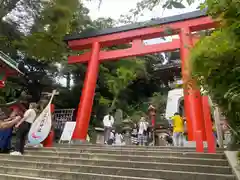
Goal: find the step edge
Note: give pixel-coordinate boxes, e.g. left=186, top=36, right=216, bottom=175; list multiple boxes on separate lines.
left=0, top=165, right=234, bottom=177
left=23, top=151, right=227, bottom=161
left=26, top=148, right=225, bottom=156
left=0, top=166, right=163, bottom=180
left=0, top=158, right=232, bottom=169
left=0, top=154, right=228, bottom=163
left=0, top=155, right=230, bottom=167
left=0, top=173, right=57, bottom=180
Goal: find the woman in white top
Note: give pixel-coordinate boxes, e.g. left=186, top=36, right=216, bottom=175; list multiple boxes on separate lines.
left=138, top=117, right=148, bottom=146
left=11, top=103, right=37, bottom=155
left=103, top=111, right=114, bottom=144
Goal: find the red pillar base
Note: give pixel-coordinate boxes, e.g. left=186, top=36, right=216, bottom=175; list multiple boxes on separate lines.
left=43, top=104, right=55, bottom=147
left=202, top=96, right=216, bottom=153
left=188, top=90, right=206, bottom=141
left=196, top=130, right=204, bottom=153
left=184, top=93, right=193, bottom=141
left=43, top=130, right=55, bottom=147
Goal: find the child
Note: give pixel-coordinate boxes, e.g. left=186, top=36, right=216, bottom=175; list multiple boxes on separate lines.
left=115, top=132, right=123, bottom=145
left=131, top=124, right=138, bottom=145
left=108, top=130, right=115, bottom=145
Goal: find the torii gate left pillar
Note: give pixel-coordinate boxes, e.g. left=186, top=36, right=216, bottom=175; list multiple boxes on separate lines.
left=72, top=42, right=100, bottom=140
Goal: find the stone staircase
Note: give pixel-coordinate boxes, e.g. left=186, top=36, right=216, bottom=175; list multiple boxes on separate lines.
left=0, top=145, right=235, bottom=180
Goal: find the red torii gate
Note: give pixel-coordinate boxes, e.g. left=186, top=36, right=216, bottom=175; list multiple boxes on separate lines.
left=64, top=10, right=217, bottom=152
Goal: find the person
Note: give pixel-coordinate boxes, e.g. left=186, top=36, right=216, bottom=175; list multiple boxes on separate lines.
left=131, top=123, right=138, bottom=145
left=0, top=112, right=21, bottom=130
left=11, top=103, right=37, bottom=155
left=108, top=130, right=115, bottom=145
left=171, top=112, right=184, bottom=147
left=115, top=131, right=123, bottom=145
left=0, top=109, right=22, bottom=153
left=138, top=117, right=148, bottom=146
left=103, top=111, right=114, bottom=144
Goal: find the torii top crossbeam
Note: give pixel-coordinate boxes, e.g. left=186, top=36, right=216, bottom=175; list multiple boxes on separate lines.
left=64, top=9, right=217, bottom=153
left=64, top=9, right=216, bottom=64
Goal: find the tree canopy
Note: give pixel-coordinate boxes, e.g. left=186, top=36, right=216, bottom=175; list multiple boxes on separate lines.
left=190, top=0, right=240, bottom=134
left=0, top=0, right=184, bottom=128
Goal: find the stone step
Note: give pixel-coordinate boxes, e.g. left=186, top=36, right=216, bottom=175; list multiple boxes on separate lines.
left=54, top=144, right=225, bottom=152
left=26, top=147, right=225, bottom=159
left=0, top=166, right=163, bottom=180
left=0, top=174, right=57, bottom=180
left=0, top=158, right=232, bottom=175
left=23, top=151, right=229, bottom=166
left=0, top=163, right=234, bottom=180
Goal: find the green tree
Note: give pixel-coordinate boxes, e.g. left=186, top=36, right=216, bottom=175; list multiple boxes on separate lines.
left=190, top=0, right=240, bottom=140
left=14, top=0, right=90, bottom=61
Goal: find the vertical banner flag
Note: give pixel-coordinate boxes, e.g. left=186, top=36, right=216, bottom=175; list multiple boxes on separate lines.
left=28, top=90, right=56, bottom=145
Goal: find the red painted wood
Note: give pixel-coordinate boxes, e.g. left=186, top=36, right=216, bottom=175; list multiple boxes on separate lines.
left=68, top=16, right=215, bottom=50
left=180, top=27, right=194, bottom=141
left=202, top=96, right=216, bottom=153
left=72, top=42, right=100, bottom=141
left=68, top=40, right=180, bottom=64
left=43, top=130, right=55, bottom=147
left=43, top=104, right=55, bottom=147
left=196, top=130, right=204, bottom=152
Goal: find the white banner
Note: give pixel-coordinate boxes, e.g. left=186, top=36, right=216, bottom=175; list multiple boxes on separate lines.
left=60, top=121, right=76, bottom=142
left=28, top=90, right=56, bottom=145
left=60, top=121, right=90, bottom=143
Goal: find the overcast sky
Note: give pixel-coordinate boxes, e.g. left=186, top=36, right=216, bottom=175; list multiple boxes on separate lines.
left=84, top=0, right=202, bottom=21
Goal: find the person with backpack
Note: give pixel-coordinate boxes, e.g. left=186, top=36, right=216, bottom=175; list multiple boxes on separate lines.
left=103, top=111, right=114, bottom=144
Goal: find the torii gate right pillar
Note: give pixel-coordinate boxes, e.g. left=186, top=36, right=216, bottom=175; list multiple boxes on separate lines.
left=180, top=27, right=206, bottom=142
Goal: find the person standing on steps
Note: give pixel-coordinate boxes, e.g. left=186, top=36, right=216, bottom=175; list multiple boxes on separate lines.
left=131, top=123, right=138, bottom=145
left=171, top=112, right=184, bottom=147
left=103, top=111, right=114, bottom=144
left=0, top=109, right=23, bottom=153
left=10, top=103, right=37, bottom=155
left=138, top=117, right=148, bottom=146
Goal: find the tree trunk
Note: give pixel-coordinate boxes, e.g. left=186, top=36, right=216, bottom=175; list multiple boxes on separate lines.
left=110, top=95, right=118, bottom=110
left=66, top=72, right=71, bottom=89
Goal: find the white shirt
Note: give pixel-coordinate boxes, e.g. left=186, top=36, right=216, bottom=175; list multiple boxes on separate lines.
left=109, top=132, right=115, bottom=140
left=24, top=109, right=37, bottom=124
left=138, top=121, right=148, bottom=135
left=115, top=133, right=123, bottom=145
left=103, top=115, right=114, bottom=127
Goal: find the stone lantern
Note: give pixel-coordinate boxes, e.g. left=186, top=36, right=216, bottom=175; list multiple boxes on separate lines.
left=122, top=118, right=132, bottom=145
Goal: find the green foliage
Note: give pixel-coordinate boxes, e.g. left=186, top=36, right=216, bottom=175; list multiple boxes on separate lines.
left=190, top=0, right=240, bottom=134
left=14, top=0, right=88, bottom=61
left=105, top=61, right=141, bottom=109
left=149, top=92, right=167, bottom=115
left=0, top=0, right=182, bottom=130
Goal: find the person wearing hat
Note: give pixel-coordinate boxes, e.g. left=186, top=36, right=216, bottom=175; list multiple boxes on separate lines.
left=11, top=103, right=37, bottom=155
